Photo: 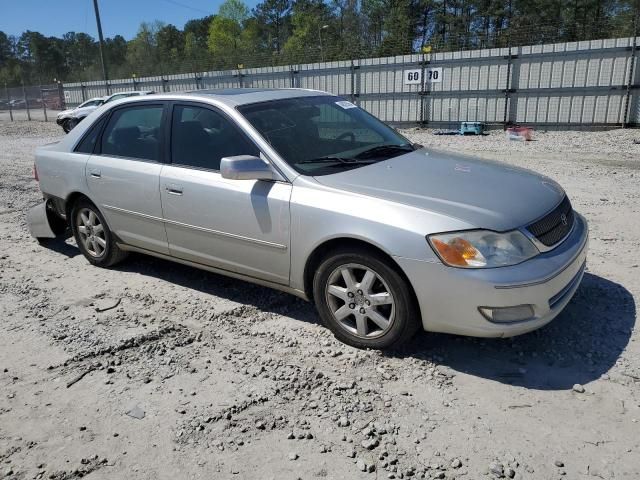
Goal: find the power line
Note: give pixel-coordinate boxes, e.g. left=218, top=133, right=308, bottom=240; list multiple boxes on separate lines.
left=158, top=0, right=212, bottom=16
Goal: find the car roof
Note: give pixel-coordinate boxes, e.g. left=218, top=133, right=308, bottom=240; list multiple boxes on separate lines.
left=105, top=90, right=153, bottom=98
left=190, top=88, right=332, bottom=106
left=117, top=88, right=334, bottom=107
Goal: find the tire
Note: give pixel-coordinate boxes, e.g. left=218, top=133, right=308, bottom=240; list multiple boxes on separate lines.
left=61, top=120, right=71, bottom=133
left=70, top=199, right=128, bottom=267
left=313, top=248, right=420, bottom=349
left=66, top=117, right=79, bottom=132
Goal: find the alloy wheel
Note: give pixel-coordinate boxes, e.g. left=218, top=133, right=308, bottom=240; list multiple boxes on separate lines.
left=325, top=263, right=396, bottom=338
left=76, top=207, right=106, bottom=257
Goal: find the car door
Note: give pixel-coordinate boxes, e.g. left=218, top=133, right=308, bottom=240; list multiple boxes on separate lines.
left=86, top=102, right=169, bottom=254
left=160, top=102, right=291, bottom=284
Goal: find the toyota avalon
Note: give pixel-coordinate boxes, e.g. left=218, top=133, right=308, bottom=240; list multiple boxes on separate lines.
left=28, top=88, right=588, bottom=349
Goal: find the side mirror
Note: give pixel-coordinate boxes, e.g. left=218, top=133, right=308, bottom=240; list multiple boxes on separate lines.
left=220, top=155, right=278, bottom=181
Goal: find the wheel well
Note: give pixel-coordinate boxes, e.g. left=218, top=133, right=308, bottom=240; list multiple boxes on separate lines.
left=64, top=192, right=92, bottom=220
left=303, top=238, right=421, bottom=317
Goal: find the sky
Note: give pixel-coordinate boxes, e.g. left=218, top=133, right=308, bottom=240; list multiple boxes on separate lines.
left=0, top=0, right=260, bottom=40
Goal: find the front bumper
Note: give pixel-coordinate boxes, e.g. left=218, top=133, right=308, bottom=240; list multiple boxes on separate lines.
left=395, top=213, right=589, bottom=337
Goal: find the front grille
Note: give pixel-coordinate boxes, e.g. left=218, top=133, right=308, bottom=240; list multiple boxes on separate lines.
left=527, top=196, right=574, bottom=247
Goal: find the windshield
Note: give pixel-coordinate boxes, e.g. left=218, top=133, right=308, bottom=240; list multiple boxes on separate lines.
left=105, top=93, right=137, bottom=104
left=237, top=96, right=414, bottom=176
left=78, top=99, right=103, bottom=108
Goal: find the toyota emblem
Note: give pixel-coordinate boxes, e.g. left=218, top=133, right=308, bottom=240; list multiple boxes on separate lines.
left=560, top=213, right=568, bottom=226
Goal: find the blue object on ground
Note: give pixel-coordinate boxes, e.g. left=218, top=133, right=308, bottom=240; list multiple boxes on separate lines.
left=459, top=122, right=485, bottom=135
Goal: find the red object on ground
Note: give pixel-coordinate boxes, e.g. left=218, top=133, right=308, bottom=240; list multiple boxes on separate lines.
left=506, top=126, right=534, bottom=141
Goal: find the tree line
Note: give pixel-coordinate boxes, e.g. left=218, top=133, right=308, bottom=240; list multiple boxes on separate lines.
left=0, top=0, right=637, bottom=87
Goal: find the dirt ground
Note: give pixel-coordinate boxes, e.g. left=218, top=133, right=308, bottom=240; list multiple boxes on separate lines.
left=0, top=121, right=639, bottom=480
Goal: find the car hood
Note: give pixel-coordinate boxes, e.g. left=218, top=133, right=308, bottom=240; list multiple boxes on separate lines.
left=57, top=108, right=75, bottom=118
left=313, top=148, right=565, bottom=231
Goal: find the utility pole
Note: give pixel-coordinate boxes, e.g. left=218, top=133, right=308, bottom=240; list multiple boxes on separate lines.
left=318, top=24, right=329, bottom=62
left=93, top=0, right=109, bottom=93
left=622, top=0, right=639, bottom=127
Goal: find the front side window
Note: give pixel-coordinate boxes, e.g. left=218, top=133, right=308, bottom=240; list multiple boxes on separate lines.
left=238, top=96, right=414, bottom=176
left=101, top=105, right=163, bottom=161
left=170, top=105, right=258, bottom=171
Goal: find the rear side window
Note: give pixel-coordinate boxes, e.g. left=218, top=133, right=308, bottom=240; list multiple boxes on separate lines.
left=101, top=105, right=164, bottom=161
left=74, top=116, right=107, bottom=154
left=171, top=105, right=258, bottom=171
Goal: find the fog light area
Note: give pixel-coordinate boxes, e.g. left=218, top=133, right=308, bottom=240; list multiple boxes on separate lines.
left=478, top=305, right=535, bottom=323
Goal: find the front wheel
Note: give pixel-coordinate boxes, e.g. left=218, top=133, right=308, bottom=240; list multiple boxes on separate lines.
left=65, top=117, right=79, bottom=132
left=313, top=249, right=420, bottom=349
left=71, top=199, right=128, bottom=267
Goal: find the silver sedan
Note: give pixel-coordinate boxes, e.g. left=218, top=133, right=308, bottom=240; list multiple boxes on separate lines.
left=28, top=88, right=588, bottom=349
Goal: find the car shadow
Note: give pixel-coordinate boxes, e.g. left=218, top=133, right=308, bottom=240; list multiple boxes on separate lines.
left=114, top=255, right=634, bottom=391
left=35, top=239, right=636, bottom=390
left=37, top=231, right=80, bottom=258
left=391, top=272, right=636, bottom=391
left=113, top=253, right=314, bottom=322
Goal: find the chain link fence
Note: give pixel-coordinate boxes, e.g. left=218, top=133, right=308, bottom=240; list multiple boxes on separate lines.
left=0, top=84, right=65, bottom=123
left=2, top=21, right=638, bottom=128
left=61, top=35, right=640, bottom=128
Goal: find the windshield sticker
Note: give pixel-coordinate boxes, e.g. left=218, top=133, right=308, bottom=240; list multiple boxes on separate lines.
left=336, top=100, right=357, bottom=109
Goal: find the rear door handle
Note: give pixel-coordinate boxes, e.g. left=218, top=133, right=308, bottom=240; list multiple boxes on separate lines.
left=165, top=184, right=183, bottom=196
left=89, top=169, right=101, bottom=178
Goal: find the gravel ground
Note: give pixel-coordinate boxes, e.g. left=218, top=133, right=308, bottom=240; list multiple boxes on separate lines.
left=0, top=121, right=639, bottom=480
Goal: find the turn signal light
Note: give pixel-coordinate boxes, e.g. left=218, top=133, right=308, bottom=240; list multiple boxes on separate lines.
left=431, top=237, right=481, bottom=267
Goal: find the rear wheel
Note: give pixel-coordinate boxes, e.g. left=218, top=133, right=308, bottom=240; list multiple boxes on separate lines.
left=313, top=248, right=419, bottom=349
left=71, top=199, right=127, bottom=267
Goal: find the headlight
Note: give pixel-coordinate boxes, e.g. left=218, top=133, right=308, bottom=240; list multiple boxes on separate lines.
left=427, top=229, right=539, bottom=268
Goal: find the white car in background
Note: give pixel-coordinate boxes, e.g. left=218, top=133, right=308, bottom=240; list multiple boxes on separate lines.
left=56, top=91, right=154, bottom=133
left=56, top=97, right=105, bottom=133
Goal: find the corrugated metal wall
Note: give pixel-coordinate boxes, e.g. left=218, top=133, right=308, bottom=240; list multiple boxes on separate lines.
left=63, top=36, right=639, bottom=127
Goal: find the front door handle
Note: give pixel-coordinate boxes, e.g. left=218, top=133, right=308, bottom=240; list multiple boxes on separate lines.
left=89, top=169, right=101, bottom=178
left=165, top=184, right=183, bottom=196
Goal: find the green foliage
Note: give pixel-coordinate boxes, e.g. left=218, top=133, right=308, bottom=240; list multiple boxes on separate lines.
left=283, top=0, right=332, bottom=61
left=219, top=0, right=250, bottom=24
left=126, top=22, right=162, bottom=76
left=380, top=0, right=417, bottom=55
left=208, top=0, right=252, bottom=68
left=208, top=16, right=242, bottom=68
left=0, top=0, right=637, bottom=86
left=253, top=0, right=292, bottom=54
